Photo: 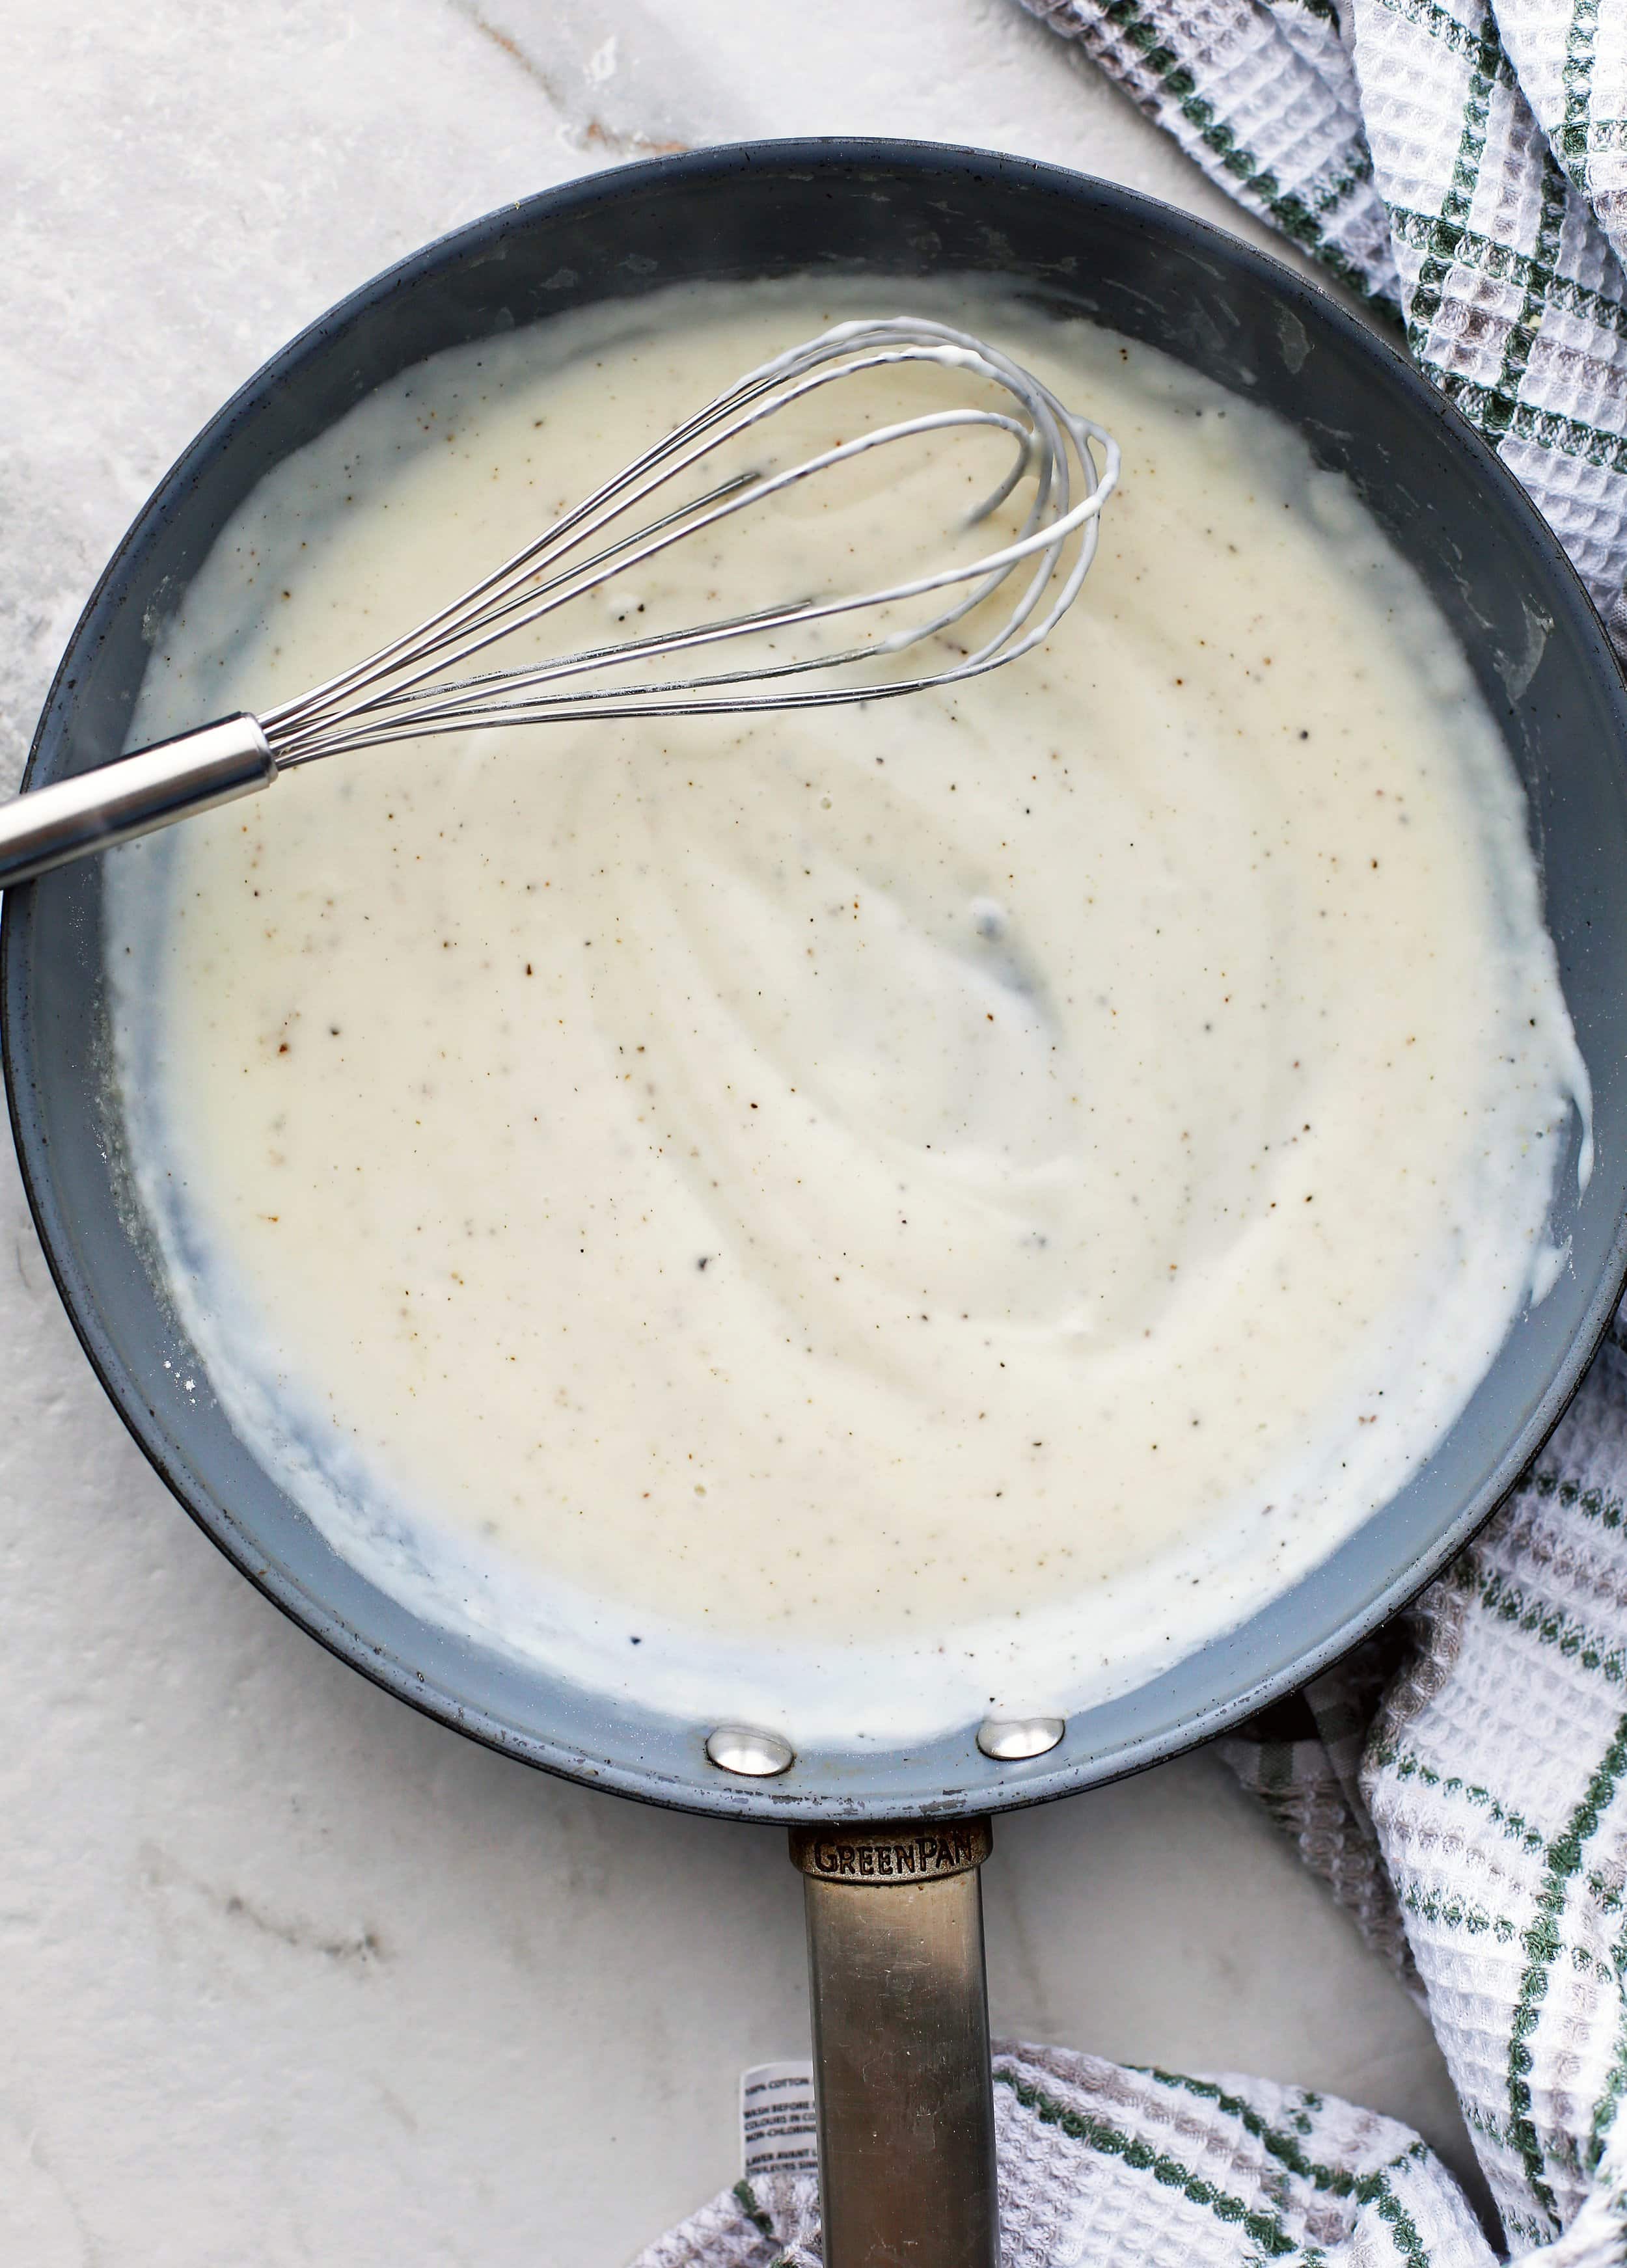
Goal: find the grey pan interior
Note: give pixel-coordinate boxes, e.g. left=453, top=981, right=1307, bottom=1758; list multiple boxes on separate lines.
left=7, top=140, right=1627, bottom=1824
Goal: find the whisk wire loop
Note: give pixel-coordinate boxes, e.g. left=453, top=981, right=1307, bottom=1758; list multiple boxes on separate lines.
left=0, top=317, right=1119, bottom=893
left=273, top=401, right=1037, bottom=757
left=263, top=317, right=1119, bottom=766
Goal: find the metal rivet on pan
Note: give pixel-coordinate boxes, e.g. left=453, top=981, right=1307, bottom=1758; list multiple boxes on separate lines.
left=977, top=1715, right=1066, bottom=1761
left=706, top=1725, right=795, bottom=1777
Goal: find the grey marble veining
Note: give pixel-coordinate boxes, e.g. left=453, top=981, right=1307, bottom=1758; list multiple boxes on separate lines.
left=0, top=5, right=1471, bottom=2262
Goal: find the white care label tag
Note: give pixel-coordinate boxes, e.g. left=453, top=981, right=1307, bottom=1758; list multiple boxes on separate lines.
left=740, top=2060, right=818, bottom=2178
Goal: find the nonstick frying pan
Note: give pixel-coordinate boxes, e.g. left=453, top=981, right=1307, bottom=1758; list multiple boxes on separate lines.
left=9, top=142, right=1627, bottom=2267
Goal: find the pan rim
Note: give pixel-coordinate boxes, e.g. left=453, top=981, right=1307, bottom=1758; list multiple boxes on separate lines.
left=8, top=134, right=1627, bottom=1823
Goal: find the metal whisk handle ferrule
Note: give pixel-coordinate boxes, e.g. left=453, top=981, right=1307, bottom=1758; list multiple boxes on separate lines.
left=0, top=715, right=275, bottom=890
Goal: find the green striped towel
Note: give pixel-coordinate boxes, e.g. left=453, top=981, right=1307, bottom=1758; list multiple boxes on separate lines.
left=1020, top=0, right=1627, bottom=647
left=640, top=1360, right=1627, bottom=2261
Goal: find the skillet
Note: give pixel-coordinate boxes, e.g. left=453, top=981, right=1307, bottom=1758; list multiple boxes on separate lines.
left=8, top=141, right=1627, bottom=2266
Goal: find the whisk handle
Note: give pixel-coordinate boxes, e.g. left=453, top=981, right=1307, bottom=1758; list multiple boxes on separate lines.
left=0, top=715, right=275, bottom=889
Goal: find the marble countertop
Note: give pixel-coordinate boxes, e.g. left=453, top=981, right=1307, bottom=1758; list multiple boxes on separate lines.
left=0, top=4, right=1483, bottom=2261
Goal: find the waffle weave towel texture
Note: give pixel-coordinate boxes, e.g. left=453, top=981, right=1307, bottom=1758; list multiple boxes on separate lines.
left=638, top=5, right=1627, bottom=2255
left=1021, top=0, right=1627, bottom=647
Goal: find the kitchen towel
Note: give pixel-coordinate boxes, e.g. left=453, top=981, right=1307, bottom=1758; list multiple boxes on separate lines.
left=634, top=3, right=1627, bottom=2244
left=1020, top=0, right=1627, bottom=650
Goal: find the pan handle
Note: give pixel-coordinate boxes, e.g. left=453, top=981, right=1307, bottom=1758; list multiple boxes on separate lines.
left=789, top=1818, right=998, bottom=2268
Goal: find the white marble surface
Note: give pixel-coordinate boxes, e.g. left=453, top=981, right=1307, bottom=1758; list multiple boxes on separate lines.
left=0, top=4, right=1486, bottom=2262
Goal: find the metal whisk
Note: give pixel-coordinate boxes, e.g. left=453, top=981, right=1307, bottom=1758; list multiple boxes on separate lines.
left=0, top=317, right=1119, bottom=889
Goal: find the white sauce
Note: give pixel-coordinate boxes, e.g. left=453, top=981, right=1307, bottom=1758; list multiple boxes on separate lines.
left=109, top=282, right=1589, bottom=1746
